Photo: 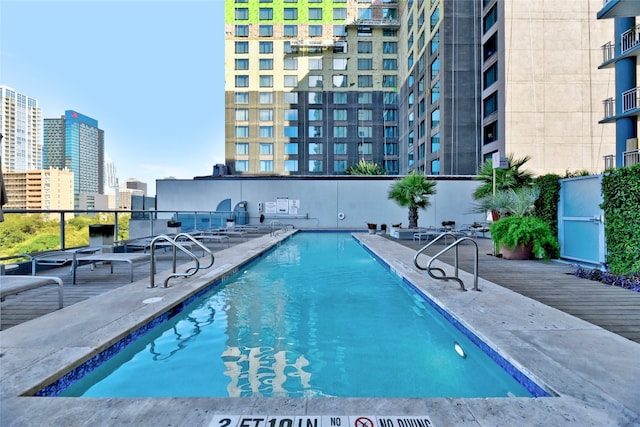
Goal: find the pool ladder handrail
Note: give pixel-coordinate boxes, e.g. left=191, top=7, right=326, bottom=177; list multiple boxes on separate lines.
left=413, top=232, right=480, bottom=292
left=174, top=232, right=215, bottom=271
left=270, top=220, right=288, bottom=236
left=149, top=234, right=203, bottom=288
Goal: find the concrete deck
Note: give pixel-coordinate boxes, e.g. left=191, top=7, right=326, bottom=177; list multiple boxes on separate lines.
left=1, top=232, right=639, bottom=426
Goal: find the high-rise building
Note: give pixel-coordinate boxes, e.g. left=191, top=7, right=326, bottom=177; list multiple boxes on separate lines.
left=3, top=169, right=74, bottom=218
left=596, top=0, right=639, bottom=168
left=224, top=0, right=402, bottom=175
left=44, top=110, right=105, bottom=208
left=0, top=85, right=43, bottom=173
left=126, top=178, right=147, bottom=196
left=224, top=0, right=618, bottom=177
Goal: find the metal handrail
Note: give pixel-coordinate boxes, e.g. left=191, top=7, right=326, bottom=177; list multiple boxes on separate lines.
left=149, top=234, right=200, bottom=288
left=174, top=233, right=215, bottom=272
left=414, top=233, right=480, bottom=292
left=270, top=220, right=287, bottom=237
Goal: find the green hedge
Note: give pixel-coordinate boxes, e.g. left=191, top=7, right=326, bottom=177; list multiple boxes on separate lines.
left=534, top=174, right=561, bottom=237
left=601, top=165, right=640, bottom=274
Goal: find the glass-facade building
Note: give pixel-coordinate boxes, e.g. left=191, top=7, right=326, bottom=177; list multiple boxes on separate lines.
left=44, top=110, right=104, bottom=208
left=0, top=85, right=42, bottom=173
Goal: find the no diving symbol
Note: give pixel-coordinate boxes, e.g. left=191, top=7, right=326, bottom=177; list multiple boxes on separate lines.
left=354, top=418, right=374, bottom=427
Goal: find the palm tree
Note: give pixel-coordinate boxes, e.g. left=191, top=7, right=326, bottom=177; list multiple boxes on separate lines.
left=345, top=159, right=386, bottom=175
left=388, top=172, right=437, bottom=228
left=473, top=154, right=533, bottom=199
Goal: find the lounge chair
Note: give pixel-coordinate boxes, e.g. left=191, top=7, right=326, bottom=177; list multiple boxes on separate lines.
left=72, top=252, right=151, bottom=285
left=1, top=275, right=64, bottom=309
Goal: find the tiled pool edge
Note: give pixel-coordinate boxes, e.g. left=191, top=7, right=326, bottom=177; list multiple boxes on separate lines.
left=353, top=234, right=553, bottom=398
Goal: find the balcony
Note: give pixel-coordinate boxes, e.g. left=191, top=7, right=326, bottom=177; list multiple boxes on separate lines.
left=624, top=149, right=640, bottom=167
left=599, top=24, right=640, bottom=68
left=598, top=0, right=640, bottom=19
left=600, top=87, right=640, bottom=122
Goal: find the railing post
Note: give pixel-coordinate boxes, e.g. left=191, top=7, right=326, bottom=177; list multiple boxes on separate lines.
left=59, top=211, right=66, bottom=250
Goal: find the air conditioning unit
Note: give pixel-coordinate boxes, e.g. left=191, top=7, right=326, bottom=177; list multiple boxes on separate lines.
left=626, top=138, right=638, bottom=151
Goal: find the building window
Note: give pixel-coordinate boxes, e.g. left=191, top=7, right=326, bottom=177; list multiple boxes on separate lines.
left=431, top=159, right=440, bottom=174
left=308, top=126, right=323, bottom=137
left=309, top=75, right=323, bottom=87
left=431, top=30, right=440, bottom=54
left=358, top=58, right=373, bottom=70
left=259, top=58, right=273, bottom=70
left=259, top=25, right=273, bottom=37
left=235, top=75, right=249, bottom=87
left=358, top=92, right=372, bottom=104
left=431, top=133, right=440, bottom=152
left=408, top=131, right=414, bottom=147
left=333, top=109, right=347, bottom=121
left=308, top=92, right=323, bottom=104
left=235, top=25, right=248, bottom=37
left=235, top=92, right=249, bottom=104
left=358, top=126, right=372, bottom=138
left=284, top=143, right=298, bottom=154
left=382, top=75, right=397, bottom=87
left=235, top=58, right=249, bottom=70
left=284, top=57, right=298, bottom=70
left=284, top=160, right=298, bottom=172
left=309, top=160, right=323, bottom=172
left=235, top=160, right=249, bottom=172
left=260, top=92, right=273, bottom=104
left=431, top=58, right=440, bottom=80
left=309, top=109, right=323, bottom=120
left=259, top=41, right=273, bottom=53
left=358, top=8, right=372, bottom=19
left=309, top=8, right=323, bottom=19
left=260, top=160, right=274, bottom=172
left=308, top=58, right=323, bottom=70
left=408, top=151, right=414, bottom=167
left=484, top=92, right=498, bottom=117
left=383, top=109, right=397, bottom=121
left=284, top=92, right=298, bottom=104
left=358, top=75, right=373, bottom=87
left=235, top=109, right=249, bottom=121
left=333, top=8, right=347, bottom=20
left=383, top=59, right=397, bottom=70
left=384, top=126, right=398, bottom=137
left=308, top=25, right=323, bottom=37
left=259, top=109, right=273, bottom=121
left=431, top=81, right=440, bottom=103
left=334, top=160, right=347, bottom=172
left=483, top=5, right=497, bottom=34
left=309, top=142, right=323, bottom=154
left=235, top=41, right=248, bottom=53
left=358, top=109, right=372, bottom=120
left=483, top=121, right=498, bottom=144
left=334, top=143, right=348, bottom=154
left=333, top=126, right=348, bottom=138
left=358, top=41, right=372, bottom=53
left=284, top=109, right=298, bottom=121
left=284, top=126, right=298, bottom=137
left=384, top=160, right=399, bottom=173
left=334, top=25, right=347, bottom=36
left=235, top=126, right=249, bottom=138
left=383, top=92, right=397, bottom=104
left=430, top=6, right=440, bottom=31
left=259, top=8, right=273, bottom=19
left=259, top=126, right=274, bottom=138
left=384, top=142, right=398, bottom=155
left=284, top=8, right=298, bottom=19
left=260, top=75, right=273, bottom=87
left=236, top=143, right=249, bottom=155
left=284, top=75, right=298, bottom=87
left=333, top=58, right=348, bottom=70
left=260, top=143, right=273, bottom=155
left=235, top=8, right=248, bottom=19
left=284, top=25, right=298, bottom=37
left=484, top=63, right=498, bottom=88
left=383, top=41, right=397, bottom=53
left=334, top=92, right=348, bottom=104
left=383, top=28, right=397, bottom=36
left=333, top=75, right=348, bottom=87
left=484, top=33, right=498, bottom=60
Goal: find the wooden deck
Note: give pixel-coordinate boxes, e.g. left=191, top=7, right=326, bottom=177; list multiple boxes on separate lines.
left=388, top=235, right=640, bottom=344
left=2, top=233, right=640, bottom=345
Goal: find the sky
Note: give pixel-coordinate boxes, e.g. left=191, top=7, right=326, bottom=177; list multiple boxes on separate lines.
left=1, top=0, right=226, bottom=196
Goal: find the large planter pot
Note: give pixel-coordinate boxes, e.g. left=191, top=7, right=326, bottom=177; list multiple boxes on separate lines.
left=500, top=243, right=533, bottom=260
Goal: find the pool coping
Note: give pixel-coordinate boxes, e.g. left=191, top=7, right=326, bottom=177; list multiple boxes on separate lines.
left=1, top=232, right=639, bottom=426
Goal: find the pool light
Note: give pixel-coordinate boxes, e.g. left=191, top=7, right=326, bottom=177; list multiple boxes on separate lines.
left=454, top=342, right=466, bottom=358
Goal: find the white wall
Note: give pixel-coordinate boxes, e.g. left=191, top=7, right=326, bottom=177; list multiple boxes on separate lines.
left=155, top=176, right=485, bottom=230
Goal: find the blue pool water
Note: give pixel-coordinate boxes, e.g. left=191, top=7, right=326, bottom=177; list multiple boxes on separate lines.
left=60, top=233, right=537, bottom=398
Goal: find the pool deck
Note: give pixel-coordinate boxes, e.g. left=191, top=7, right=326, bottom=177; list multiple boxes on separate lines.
left=1, top=231, right=639, bottom=426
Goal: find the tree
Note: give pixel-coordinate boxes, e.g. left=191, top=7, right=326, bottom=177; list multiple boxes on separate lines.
left=473, top=154, right=533, bottom=199
left=345, top=159, right=386, bottom=175
left=388, top=172, right=437, bottom=228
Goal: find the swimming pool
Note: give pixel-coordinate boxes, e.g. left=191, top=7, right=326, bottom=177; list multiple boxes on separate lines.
left=56, top=232, right=541, bottom=398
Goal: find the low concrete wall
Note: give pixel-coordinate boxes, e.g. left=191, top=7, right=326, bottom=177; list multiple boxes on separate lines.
left=155, top=176, right=485, bottom=230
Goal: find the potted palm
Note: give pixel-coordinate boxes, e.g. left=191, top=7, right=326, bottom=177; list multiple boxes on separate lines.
left=488, top=187, right=559, bottom=259
left=388, top=172, right=437, bottom=228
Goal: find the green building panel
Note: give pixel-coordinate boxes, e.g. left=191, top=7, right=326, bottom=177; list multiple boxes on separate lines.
left=225, top=0, right=343, bottom=25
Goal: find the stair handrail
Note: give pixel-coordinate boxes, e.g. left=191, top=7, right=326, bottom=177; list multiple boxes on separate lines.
left=270, top=220, right=287, bottom=236
left=174, top=232, right=215, bottom=272
left=414, top=233, right=480, bottom=292
left=149, top=234, right=201, bottom=288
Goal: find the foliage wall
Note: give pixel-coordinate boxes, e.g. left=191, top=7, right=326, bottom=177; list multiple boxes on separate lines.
left=533, top=174, right=561, bottom=236
left=601, top=165, right=640, bottom=274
